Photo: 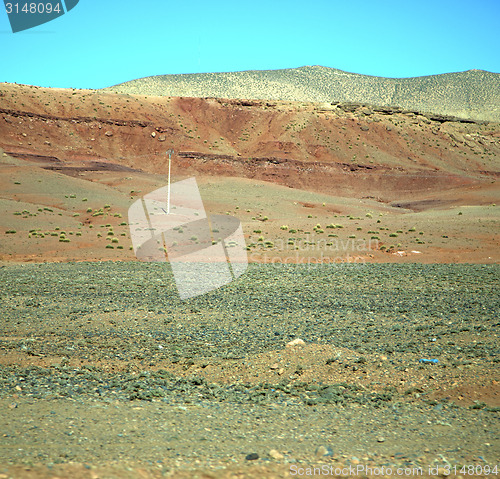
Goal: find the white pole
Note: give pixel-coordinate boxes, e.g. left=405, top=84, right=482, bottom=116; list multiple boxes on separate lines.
left=167, top=150, right=172, bottom=214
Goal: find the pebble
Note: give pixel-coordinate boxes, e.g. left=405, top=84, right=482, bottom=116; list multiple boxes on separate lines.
left=315, top=445, right=333, bottom=457
left=245, top=453, right=259, bottom=461
left=286, top=338, right=305, bottom=347
left=377, top=436, right=385, bottom=442
left=268, top=449, right=284, bottom=460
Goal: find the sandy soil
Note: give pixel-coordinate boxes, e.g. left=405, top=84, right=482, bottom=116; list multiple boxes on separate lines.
left=0, top=84, right=498, bottom=478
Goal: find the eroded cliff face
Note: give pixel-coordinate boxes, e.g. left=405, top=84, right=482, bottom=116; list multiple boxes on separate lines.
left=1, top=84, right=498, bottom=202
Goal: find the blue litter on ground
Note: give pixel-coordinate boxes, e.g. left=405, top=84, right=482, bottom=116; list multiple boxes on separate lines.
left=419, top=358, right=438, bottom=364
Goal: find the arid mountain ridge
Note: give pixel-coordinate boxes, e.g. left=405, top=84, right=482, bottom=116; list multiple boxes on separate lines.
left=1, top=82, right=498, bottom=202
left=104, top=66, right=500, bottom=123
left=0, top=81, right=498, bottom=263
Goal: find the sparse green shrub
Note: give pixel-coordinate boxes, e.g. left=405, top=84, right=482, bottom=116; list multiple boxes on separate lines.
left=106, top=244, right=114, bottom=249
left=389, top=233, right=398, bottom=237
left=280, top=225, right=289, bottom=230
left=6, top=230, right=16, bottom=234
left=86, top=208, right=93, bottom=213
left=112, top=238, right=119, bottom=243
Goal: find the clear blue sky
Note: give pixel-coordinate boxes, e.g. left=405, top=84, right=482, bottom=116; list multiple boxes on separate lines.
left=1, top=0, right=499, bottom=89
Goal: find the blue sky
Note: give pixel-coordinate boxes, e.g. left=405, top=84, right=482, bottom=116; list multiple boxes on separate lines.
left=1, top=0, right=499, bottom=89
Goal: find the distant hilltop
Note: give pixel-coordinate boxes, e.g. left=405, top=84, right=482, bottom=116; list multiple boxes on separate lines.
left=103, top=66, right=500, bottom=123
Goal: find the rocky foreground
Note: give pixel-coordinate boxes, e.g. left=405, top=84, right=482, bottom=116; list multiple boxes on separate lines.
left=0, top=262, right=498, bottom=478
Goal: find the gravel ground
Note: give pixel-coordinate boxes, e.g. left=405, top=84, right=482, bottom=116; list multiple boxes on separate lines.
left=0, top=262, right=498, bottom=478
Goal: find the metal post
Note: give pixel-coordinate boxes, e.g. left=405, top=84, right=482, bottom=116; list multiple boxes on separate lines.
left=166, top=150, right=173, bottom=214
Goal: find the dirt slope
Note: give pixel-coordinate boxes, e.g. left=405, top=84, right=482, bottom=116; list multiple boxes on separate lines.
left=0, top=83, right=499, bottom=263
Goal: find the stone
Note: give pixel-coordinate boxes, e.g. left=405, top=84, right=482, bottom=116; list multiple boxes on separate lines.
left=315, top=445, right=333, bottom=457
left=377, top=436, right=385, bottom=442
left=245, top=453, right=259, bottom=460
left=270, top=363, right=279, bottom=370
left=286, top=338, right=305, bottom=347
left=269, top=449, right=284, bottom=460
left=158, top=135, right=166, bottom=142
left=151, top=131, right=157, bottom=138
left=104, top=131, right=113, bottom=137
left=438, top=467, right=450, bottom=477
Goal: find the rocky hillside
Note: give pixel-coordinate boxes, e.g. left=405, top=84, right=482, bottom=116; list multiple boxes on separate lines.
left=104, top=66, right=500, bottom=123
